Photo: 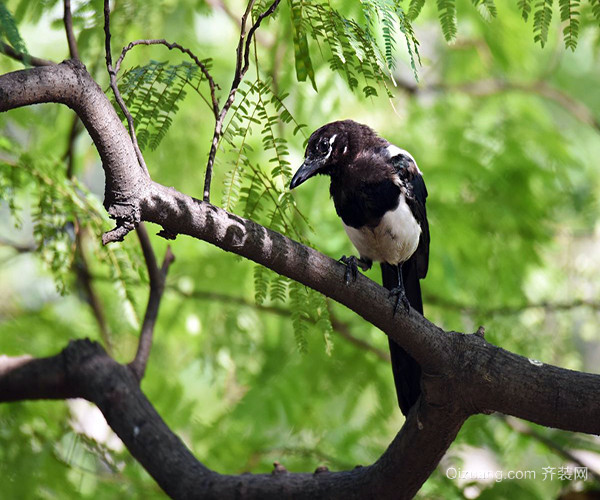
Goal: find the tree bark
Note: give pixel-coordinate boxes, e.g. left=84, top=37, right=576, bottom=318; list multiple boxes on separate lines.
left=1, top=60, right=600, bottom=499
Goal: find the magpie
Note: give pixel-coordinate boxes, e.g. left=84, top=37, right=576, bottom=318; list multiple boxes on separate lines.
left=289, top=119, right=429, bottom=415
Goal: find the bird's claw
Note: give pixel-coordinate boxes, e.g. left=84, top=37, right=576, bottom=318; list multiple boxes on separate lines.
left=389, top=286, right=410, bottom=315
left=339, top=255, right=359, bottom=285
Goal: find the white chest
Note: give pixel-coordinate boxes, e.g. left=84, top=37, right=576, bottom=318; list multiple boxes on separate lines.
left=342, top=194, right=421, bottom=265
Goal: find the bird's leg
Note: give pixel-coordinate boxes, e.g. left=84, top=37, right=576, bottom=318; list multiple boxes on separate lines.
left=339, top=256, right=372, bottom=285
left=389, top=265, right=410, bottom=315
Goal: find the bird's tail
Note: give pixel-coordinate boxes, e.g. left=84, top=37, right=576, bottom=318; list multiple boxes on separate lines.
left=381, top=260, right=422, bottom=415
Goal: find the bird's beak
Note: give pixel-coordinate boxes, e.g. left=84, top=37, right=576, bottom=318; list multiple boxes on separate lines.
left=290, top=158, right=323, bottom=189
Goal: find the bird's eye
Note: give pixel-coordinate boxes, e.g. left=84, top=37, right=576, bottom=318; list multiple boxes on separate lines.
left=316, top=139, right=330, bottom=155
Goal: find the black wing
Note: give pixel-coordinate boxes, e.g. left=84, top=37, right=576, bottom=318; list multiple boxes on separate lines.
left=390, top=153, right=429, bottom=279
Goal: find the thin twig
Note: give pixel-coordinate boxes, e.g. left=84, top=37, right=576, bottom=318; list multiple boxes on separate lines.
left=129, top=223, right=175, bottom=380
left=114, top=39, right=219, bottom=119
left=400, top=78, right=600, bottom=133
left=0, top=41, right=54, bottom=67
left=425, top=294, right=600, bottom=316
left=241, top=0, right=280, bottom=80
left=503, top=416, right=600, bottom=483
left=0, top=237, right=36, bottom=253
left=63, top=0, right=80, bottom=61
left=172, top=286, right=390, bottom=362
left=202, top=0, right=281, bottom=202
left=204, top=0, right=271, bottom=47
left=63, top=114, right=81, bottom=178
left=74, top=228, right=113, bottom=353
left=102, top=0, right=150, bottom=177
left=63, top=105, right=112, bottom=352
left=92, top=273, right=390, bottom=362
left=329, top=312, right=391, bottom=363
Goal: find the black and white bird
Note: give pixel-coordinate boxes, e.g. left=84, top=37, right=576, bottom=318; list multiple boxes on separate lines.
left=289, top=120, right=429, bottom=415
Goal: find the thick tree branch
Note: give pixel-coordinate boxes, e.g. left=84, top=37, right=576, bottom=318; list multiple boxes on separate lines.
left=2, top=61, right=600, bottom=499
left=0, top=340, right=465, bottom=499
left=2, top=61, right=600, bottom=431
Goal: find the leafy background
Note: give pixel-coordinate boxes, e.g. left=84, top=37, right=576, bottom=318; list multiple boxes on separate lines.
left=1, top=0, right=600, bottom=498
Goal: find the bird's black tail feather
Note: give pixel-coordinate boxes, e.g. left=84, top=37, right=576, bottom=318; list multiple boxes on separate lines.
left=381, top=260, right=422, bottom=415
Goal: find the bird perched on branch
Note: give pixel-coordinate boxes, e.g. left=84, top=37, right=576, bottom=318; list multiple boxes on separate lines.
left=289, top=120, right=429, bottom=415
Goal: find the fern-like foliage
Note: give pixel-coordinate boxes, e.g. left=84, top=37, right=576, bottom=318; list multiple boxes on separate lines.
left=217, top=78, right=328, bottom=350
left=0, top=3, right=28, bottom=56
left=472, top=0, right=498, bottom=20
left=592, top=0, right=600, bottom=22
left=289, top=282, right=334, bottom=354
left=290, top=1, right=317, bottom=89
left=533, top=0, right=554, bottom=47
left=288, top=0, right=395, bottom=97
left=289, top=281, right=309, bottom=353
left=116, top=59, right=213, bottom=151
left=559, top=0, right=580, bottom=49
left=219, top=79, right=305, bottom=233
left=407, top=0, right=426, bottom=20
left=436, top=0, right=458, bottom=41
left=0, top=139, right=143, bottom=328
left=361, top=0, right=421, bottom=79
left=518, top=0, right=534, bottom=20
left=400, top=0, right=597, bottom=49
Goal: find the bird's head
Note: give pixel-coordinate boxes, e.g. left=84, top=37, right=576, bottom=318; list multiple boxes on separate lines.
left=290, top=120, right=375, bottom=189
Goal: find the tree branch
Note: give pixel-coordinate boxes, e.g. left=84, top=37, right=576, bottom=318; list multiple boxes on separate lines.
left=2, top=60, right=600, bottom=499
left=129, top=222, right=175, bottom=380
left=0, top=41, right=54, bottom=67
left=63, top=0, right=80, bottom=61
left=103, top=0, right=149, bottom=177
left=202, top=0, right=281, bottom=202
left=400, top=77, right=600, bottom=133
left=0, top=340, right=465, bottom=499
left=425, top=293, right=600, bottom=315
left=502, top=416, right=600, bottom=483
left=2, top=61, right=600, bottom=432
left=74, top=228, right=113, bottom=352
left=114, top=39, right=219, bottom=119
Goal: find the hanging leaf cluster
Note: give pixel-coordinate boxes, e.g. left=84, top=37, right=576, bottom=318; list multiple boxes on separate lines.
left=0, top=139, right=143, bottom=326
left=116, top=58, right=213, bottom=151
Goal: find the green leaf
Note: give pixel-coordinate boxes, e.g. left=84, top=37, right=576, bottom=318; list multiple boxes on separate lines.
left=559, top=0, right=580, bottom=50
left=472, top=0, right=498, bottom=20
left=117, top=59, right=213, bottom=151
left=591, top=0, right=600, bottom=23
left=518, top=0, right=533, bottom=20
left=290, top=1, right=317, bottom=91
left=533, top=0, right=554, bottom=47
left=408, top=0, right=426, bottom=20
left=0, top=3, right=28, bottom=57
left=436, top=0, right=458, bottom=41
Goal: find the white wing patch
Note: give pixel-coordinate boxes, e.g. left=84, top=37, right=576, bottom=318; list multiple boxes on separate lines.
left=342, top=194, right=421, bottom=265
left=386, top=144, right=422, bottom=175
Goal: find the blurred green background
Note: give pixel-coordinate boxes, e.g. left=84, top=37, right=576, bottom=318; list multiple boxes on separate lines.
left=1, top=0, right=599, bottom=498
